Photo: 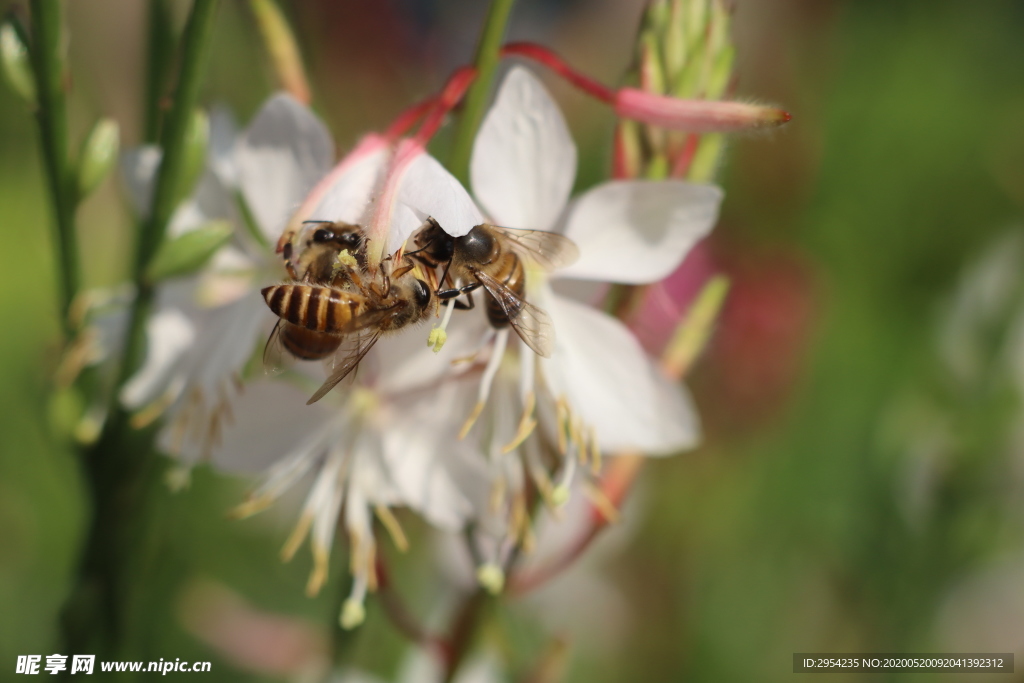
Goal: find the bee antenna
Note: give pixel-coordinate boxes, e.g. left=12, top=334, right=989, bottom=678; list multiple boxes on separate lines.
left=301, top=219, right=332, bottom=225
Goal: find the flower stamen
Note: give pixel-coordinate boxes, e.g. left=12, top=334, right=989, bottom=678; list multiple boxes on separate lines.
left=501, top=390, right=537, bottom=454
left=374, top=504, right=409, bottom=553
left=459, top=329, right=509, bottom=438
left=427, top=299, right=455, bottom=352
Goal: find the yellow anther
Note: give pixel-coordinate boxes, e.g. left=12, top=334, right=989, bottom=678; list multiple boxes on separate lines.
left=306, top=544, right=330, bottom=597
left=583, top=481, right=620, bottom=524
left=227, top=494, right=274, bottom=520
left=365, top=543, right=378, bottom=591
left=280, top=513, right=313, bottom=562
left=555, top=397, right=570, bottom=454
left=501, top=392, right=538, bottom=454
left=130, top=390, right=177, bottom=429
left=339, top=599, right=366, bottom=630
left=374, top=505, right=409, bottom=553
left=429, top=327, right=448, bottom=353
left=476, top=563, right=505, bottom=595
left=489, top=478, right=506, bottom=515
left=458, top=401, right=485, bottom=439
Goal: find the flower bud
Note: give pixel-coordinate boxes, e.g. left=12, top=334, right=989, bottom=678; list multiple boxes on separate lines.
left=146, top=220, right=233, bottom=283
left=178, top=108, right=210, bottom=206
left=77, top=118, right=120, bottom=199
left=249, top=0, right=310, bottom=104
left=615, top=89, right=791, bottom=133
left=0, top=21, right=35, bottom=105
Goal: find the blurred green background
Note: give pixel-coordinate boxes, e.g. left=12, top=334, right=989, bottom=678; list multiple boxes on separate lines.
left=2, top=0, right=1024, bottom=681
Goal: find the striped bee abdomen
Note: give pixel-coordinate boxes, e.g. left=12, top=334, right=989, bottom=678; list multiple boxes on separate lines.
left=262, top=284, right=363, bottom=334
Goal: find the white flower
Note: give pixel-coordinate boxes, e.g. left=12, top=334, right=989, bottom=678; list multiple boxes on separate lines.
left=118, top=93, right=334, bottom=462
left=213, top=336, right=487, bottom=629
left=423, top=67, right=722, bottom=571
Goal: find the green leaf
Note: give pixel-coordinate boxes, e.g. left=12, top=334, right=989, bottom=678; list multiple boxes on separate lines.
left=0, top=21, right=35, bottom=105
left=146, top=221, right=232, bottom=282
left=77, top=117, right=120, bottom=199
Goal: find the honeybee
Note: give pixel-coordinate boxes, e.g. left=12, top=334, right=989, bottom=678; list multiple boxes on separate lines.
left=411, top=219, right=579, bottom=357
left=264, top=221, right=435, bottom=404
left=282, top=220, right=366, bottom=284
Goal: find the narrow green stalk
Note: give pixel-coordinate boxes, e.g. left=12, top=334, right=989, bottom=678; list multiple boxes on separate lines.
left=143, top=0, right=176, bottom=143
left=118, top=0, right=219, bottom=390
left=446, top=0, right=516, bottom=183
left=60, top=0, right=220, bottom=663
left=29, top=0, right=79, bottom=338
left=139, top=0, right=218, bottom=278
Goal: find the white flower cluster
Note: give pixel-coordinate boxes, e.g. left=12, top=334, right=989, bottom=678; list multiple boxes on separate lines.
left=115, top=67, right=723, bottom=626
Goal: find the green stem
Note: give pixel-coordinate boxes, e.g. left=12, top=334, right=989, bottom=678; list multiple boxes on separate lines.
left=446, top=0, right=516, bottom=183
left=118, top=0, right=218, bottom=390
left=138, top=0, right=218, bottom=279
left=59, top=0, right=220, bottom=663
left=142, top=0, right=176, bottom=143
left=29, top=0, right=79, bottom=338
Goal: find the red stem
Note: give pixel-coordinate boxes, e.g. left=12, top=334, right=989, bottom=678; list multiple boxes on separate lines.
left=384, top=97, right=436, bottom=141
left=413, top=66, right=479, bottom=146
left=500, top=42, right=616, bottom=104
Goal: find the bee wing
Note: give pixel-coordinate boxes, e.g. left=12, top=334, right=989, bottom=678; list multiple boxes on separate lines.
left=482, top=224, right=580, bottom=271
left=306, top=331, right=382, bottom=405
left=262, top=320, right=293, bottom=376
left=473, top=269, right=555, bottom=358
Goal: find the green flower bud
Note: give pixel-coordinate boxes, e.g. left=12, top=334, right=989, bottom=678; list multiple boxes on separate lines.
left=177, top=108, right=209, bottom=206
left=0, top=21, right=35, bottom=105
left=77, top=118, right=120, bottom=199
left=146, top=220, right=232, bottom=283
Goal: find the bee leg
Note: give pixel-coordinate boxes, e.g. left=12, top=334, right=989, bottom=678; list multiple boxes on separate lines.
left=391, top=264, right=414, bottom=280
left=437, top=282, right=481, bottom=299
left=452, top=290, right=476, bottom=310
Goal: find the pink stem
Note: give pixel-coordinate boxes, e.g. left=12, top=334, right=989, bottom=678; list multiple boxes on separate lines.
left=500, top=42, right=616, bottom=104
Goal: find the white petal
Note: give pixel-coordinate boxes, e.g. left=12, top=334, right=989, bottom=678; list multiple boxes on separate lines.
left=470, top=66, right=576, bottom=229
left=167, top=169, right=237, bottom=237
left=236, top=93, right=334, bottom=242
left=208, top=104, right=240, bottom=187
left=188, top=291, right=269, bottom=396
left=211, top=379, right=334, bottom=475
left=557, top=180, right=723, bottom=284
left=120, top=145, right=162, bottom=217
left=396, top=153, right=484, bottom=244
left=377, top=382, right=486, bottom=529
left=120, top=308, right=196, bottom=409
left=540, top=293, right=700, bottom=453
left=304, top=146, right=389, bottom=226
left=371, top=312, right=489, bottom=395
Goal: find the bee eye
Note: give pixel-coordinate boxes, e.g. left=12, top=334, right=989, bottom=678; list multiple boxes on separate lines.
left=313, top=228, right=334, bottom=243
left=412, top=279, right=431, bottom=307
left=341, top=232, right=361, bottom=247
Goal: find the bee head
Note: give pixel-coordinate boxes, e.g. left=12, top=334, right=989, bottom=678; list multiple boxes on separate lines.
left=313, top=225, right=362, bottom=250
left=416, top=218, right=455, bottom=263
